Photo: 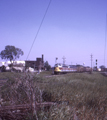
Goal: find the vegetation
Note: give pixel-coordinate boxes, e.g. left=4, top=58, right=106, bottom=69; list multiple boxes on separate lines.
left=0, top=45, right=24, bottom=63
left=44, top=61, right=51, bottom=71
left=100, top=65, right=106, bottom=69
left=0, top=72, right=107, bottom=119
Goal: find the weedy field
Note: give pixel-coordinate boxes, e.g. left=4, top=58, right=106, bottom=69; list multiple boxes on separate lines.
left=0, top=71, right=107, bottom=120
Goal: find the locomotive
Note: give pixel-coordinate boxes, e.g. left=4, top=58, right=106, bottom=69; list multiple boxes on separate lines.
left=53, top=63, right=77, bottom=74
left=53, top=63, right=91, bottom=75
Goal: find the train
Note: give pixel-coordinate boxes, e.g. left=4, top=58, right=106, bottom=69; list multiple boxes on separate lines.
left=53, top=63, right=91, bottom=75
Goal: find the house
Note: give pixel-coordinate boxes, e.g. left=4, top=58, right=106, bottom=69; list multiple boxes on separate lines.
left=25, top=54, right=44, bottom=70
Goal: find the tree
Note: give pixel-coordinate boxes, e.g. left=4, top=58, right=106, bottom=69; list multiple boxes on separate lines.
left=44, top=61, right=51, bottom=71
left=99, top=65, right=106, bottom=71
left=0, top=45, right=24, bottom=63
left=99, top=65, right=105, bottom=69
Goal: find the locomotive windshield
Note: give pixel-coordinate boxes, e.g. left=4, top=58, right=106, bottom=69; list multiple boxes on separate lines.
left=54, top=63, right=62, bottom=67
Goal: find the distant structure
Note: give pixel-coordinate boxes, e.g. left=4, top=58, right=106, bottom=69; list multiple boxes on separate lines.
left=55, top=57, right=58, bottom=64
left=62, top=56, right=66, bottom=65
left=25, top=54, right=44, bottom=70
left=0, top=61, right=25, bottom=67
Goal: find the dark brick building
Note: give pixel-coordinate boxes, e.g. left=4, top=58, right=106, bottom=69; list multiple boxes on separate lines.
left=25, top=54, right=44, bottom=70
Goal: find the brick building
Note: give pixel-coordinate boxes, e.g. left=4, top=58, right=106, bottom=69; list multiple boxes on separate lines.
left=25, top=54, right=44, bottom=70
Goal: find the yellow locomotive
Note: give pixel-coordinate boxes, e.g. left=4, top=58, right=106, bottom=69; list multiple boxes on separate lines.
left=53, top=63, right=77, bottom=74
left=53, top=63, right=91, bottom=74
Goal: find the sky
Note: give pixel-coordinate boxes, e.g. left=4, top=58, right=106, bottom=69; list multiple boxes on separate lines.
left=0, top=0, right=107, bottom=67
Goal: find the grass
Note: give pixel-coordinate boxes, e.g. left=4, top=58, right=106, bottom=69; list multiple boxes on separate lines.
left=0, top=71, right=107, bottom=119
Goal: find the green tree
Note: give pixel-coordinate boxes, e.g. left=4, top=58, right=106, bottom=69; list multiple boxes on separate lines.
left=0, top=45, right=24, bottom=63
left=99, top=65, right=105, bottom=69
left=44, top=61, right=51, bottom=71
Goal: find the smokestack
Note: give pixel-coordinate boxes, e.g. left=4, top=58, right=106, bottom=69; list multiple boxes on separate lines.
left=42, top=54, right=44, bottom=63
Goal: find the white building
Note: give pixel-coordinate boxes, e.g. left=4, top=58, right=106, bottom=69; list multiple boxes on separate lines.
left=0, top=61, right=25, bottom=72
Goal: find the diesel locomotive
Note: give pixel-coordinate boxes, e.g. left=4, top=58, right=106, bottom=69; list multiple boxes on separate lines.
left=53, top=63, right=91, bottom=74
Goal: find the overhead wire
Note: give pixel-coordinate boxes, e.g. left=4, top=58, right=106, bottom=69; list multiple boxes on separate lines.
left=104, top=14, right=107, bottom=67
left=26, top=0, right=52, bottom=60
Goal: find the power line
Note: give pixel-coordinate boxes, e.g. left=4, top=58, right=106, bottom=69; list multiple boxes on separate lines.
left=26, top=0, right=52, bottom=60
left=104, top=14, right=107, bottom=67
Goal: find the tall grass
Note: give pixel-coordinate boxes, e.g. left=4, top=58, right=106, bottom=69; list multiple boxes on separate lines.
left=0, top=72, right=107, bottom=119
left=40, top=72, right=107, bottom=119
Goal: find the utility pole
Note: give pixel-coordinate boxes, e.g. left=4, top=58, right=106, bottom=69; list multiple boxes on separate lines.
left=90, top=54, right=93, bottom=73
left=62, top=56, right=66, bottom=65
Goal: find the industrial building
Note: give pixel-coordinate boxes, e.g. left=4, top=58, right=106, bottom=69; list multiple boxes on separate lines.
left=25, top=54, right=44, bottom=70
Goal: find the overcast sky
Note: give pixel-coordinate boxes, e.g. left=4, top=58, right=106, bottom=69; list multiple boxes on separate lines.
left=0, top=0, right=107, bottom=67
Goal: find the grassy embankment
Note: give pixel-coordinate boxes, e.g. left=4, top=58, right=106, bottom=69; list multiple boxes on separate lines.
left=0, top=71, right=107, bottom=119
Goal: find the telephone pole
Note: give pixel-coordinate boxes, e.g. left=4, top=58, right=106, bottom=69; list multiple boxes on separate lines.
left=90, top=54, right=93, bottom=73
